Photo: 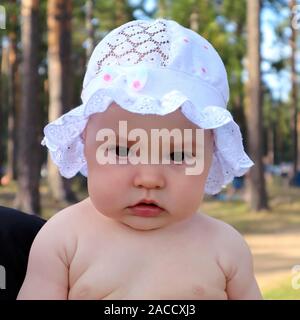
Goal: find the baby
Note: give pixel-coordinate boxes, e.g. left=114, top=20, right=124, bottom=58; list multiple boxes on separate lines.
left=18, top=19, right=262, bottom=300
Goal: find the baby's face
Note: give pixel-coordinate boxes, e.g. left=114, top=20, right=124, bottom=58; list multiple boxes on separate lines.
left=83, top=103, right=213, bottom=231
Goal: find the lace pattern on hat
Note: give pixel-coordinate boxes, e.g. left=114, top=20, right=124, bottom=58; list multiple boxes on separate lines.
left=95, top=20, right=170, bottom=74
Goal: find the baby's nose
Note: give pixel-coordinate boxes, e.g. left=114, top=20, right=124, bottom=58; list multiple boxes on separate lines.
left=133, top=165, right=165, bottom=190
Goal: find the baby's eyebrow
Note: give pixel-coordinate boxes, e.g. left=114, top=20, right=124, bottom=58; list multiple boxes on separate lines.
left=104, top=132, right=198, bottom=148
left=113, top=133, right=196, bottom=146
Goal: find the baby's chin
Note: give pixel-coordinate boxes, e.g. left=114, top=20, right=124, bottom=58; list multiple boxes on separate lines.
left=118, top=214, right=173, bottom=232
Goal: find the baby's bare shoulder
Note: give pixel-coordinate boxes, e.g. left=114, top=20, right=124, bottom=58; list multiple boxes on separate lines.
left=204, top=213, right=249, bottom=252
left=197, top=213, right=253, bottom=276
left=45, top=197, right=91, bottom=229
left=32, top=198, right=91, bottom=260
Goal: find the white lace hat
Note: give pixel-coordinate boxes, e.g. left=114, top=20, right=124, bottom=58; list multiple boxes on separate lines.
left=41, top=19, right=253, bottom=195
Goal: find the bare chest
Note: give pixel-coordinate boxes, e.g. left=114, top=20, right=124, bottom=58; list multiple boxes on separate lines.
left=68, top=231, right=227, bottom=300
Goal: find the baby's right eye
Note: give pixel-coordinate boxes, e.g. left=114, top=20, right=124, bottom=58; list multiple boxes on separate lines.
left=108, top=145, right=130, bottom=157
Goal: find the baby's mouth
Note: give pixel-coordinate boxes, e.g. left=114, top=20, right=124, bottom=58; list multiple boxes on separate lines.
left=128, top=200, right=164, bottom=217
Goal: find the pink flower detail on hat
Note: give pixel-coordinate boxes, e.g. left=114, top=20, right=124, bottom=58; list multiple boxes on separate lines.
left=126, top=65, right=148, bottom=92
left=101, top=65, right=118, bottom=84
left=201, top=67, right=207, bottom=73
left=103, top=73, right=112, bottom=82
left=203, top=45, right=208, bottom=49
left=183, top=38, right=189, bottom=43
left=132, top=80, right=141, bottom=90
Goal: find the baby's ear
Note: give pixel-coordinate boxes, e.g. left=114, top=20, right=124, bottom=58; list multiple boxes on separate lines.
left=81, top=128, right=87, bottom=159
left=80, top=128, right=87, bottom=142
left=205, top=129, right=215, bottom=149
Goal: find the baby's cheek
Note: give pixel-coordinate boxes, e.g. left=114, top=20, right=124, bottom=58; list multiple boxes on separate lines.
left=88, top=165, right=128, bottom=201
left=174, top=175, right=205, bottom=208
left=87, top=176, right=118, bottom=216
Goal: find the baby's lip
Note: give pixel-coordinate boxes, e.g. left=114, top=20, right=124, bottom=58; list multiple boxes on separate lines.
left=129, top=199, right=164, bottom=210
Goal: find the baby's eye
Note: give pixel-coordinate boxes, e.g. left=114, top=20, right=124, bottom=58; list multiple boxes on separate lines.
left=108, top=145, right=130, bottom=157
left=169, top=151, right=194, bottom=163
left=117, top=145, right=130, bottom=157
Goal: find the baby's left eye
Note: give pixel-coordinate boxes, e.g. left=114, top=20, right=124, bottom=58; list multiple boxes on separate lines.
left=169, top=151, right=193, bottom=163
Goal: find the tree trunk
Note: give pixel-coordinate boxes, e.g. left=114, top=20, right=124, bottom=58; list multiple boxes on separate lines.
left=85, top=0, right=95, bottom=60
left=266, top=117, right=274, bottom=166
left=0, top=36, right=10, bottom=184
left=189, top=8, right=199, bottom=32
left=47, top=0, right=77, bottom=203
left=7, top=9, right=19, bottom=181
left=16, top=0, right=41, bottom=215
left=245, top=0, right=268, bottom=211
left=290, top=0, right=299, bottom=177
left=158, top=0, right=167, bottom=18
left=0, top=38, right=3, bottom=183
left=115, top=0, right=128, bottom=26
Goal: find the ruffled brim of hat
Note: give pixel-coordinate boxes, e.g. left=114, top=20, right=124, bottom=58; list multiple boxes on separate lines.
left=41, top=88, right=253, bottom=195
